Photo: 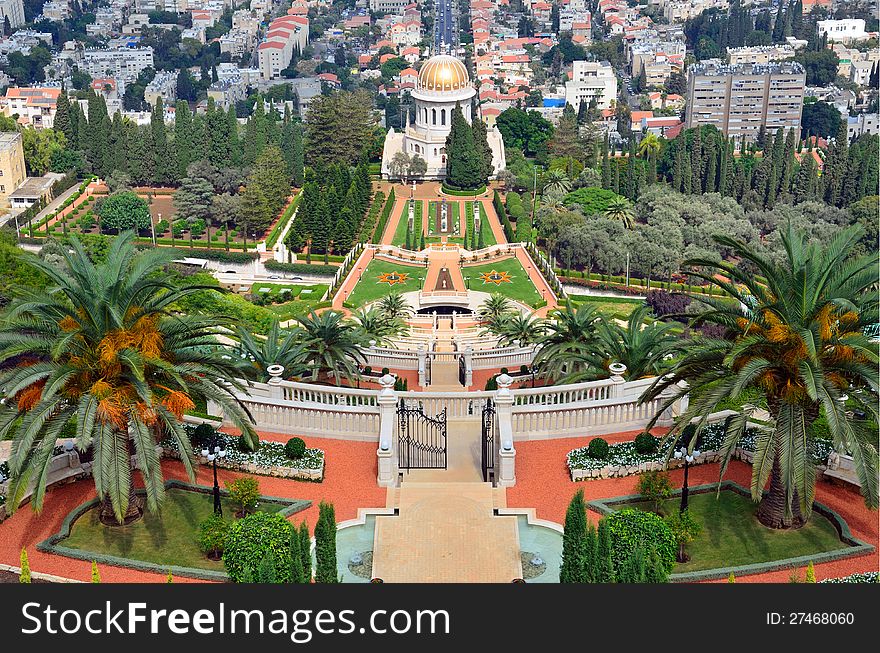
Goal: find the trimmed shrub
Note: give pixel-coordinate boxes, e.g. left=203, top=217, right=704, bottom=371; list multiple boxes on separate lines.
left=19, top=549, right=30, bottom=583
left=314, top=501, right=338, bottom=583
left=298, top=521, right=312, bottom=582
left=560, top=489, right=587, bottom=583
left=225, top=476, right=260, bottom=517
left=91, top=561, right=101, bottom=583
left=223, top=512, right=295, bottom=583
left=604, top=509, right=677, bottom=575
left=633, top=431, right=658, bottom=455
left=198, top=514, right=229, bottom=559
left=284, top=437, right=307, bottom=460
left=191, top=423, right=218, bottom=448
left=587, top=437, right=609, bottom=460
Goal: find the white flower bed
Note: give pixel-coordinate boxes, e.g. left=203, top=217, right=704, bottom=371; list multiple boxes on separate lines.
left=820, top=572, right=878, bottom=583
left=162, top=429, right=325, bottom=482
left=568, top=423, right=833, bottom=481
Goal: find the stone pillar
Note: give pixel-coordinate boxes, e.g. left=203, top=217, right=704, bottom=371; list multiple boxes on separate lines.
left=495, top=373, right=516, bottom=487
left=464, top=345, right=473, bottom=387
left=609, top=362, right=627, bottom=399
left=417, top=345, right=427, bottom=387
left=266, top=364, right=285, bottom=400
left=377, top=374, right=399, bottom=487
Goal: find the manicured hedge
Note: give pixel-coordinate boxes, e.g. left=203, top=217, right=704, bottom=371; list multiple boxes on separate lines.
left=266, top=190, right=302, bottom=249
left=441, top=184, right=487, bottom=196
left=222, top=512, right=297, bottom=583
left=371, top=187, right=395, bottom=243
left=264, top=260, right=339, bottom=276
left=604, top=509, right=677, bottom=574
left=167, top=247, right=259, bottom=263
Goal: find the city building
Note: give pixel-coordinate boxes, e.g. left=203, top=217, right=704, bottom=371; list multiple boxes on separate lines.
left=83, top=47, right=155, bottom=80
left=257, top=15, right=309, bottom=80
left=727, top=44, right=796, bottom=66
left=6, top=173, right=64, bottom=211
left=816, top=19, right=874, bottom=43
left=662, top=0, right=728, bottom=24
left=564, top=60, right=617, bottom=112
left=847, top=112, right=879, bottom=139
left=369, top=0, right=409, bottom=12
left=381, top=54, right=506, bottom=180
left=144, top=71, right=178, bottom=108
left=685, top=60, right=806, bottom=145
left=0, top=131, right=26, bottom=208
left=0, top=0, right=25, bottom=28
left=0, top=87, right=61, bottom=129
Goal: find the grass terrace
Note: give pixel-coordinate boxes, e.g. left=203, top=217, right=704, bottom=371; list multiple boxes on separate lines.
left=462, top=257, right=542, bottom=307
left=465, top=201, right=497, bottom=248
left=346, top=258, right=425, bottom=306
left=427, top=201, right=463, bottom=243
left=49, top=484, right=310, bottom=576
left=564, top=294, right=645, bottom=320
left=250, top=283, right=329, bottom=299
left=391, top=199, right=423, bottom=248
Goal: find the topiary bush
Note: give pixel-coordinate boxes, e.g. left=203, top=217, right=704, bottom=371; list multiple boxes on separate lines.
left=604, top=509, right=676, bottom=575
left=587, top=437, right=609, bottom=460
left=634, top=431, right=658, bottom=455
left=222, top=512, right=295, bottom=583
left=284, top=437, right=306, bottom=460
left=191, top=423, right=218, bottom=448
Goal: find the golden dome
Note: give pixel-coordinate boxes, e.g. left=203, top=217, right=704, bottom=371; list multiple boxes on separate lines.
left=417, top=55, right=470, bottom=92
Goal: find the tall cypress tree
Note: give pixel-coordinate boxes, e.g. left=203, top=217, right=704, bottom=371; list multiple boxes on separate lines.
left=174, top=100, right=193, bottom=178
left=793, top=152, right=816, bottom=203
left=314, top=502, right=338, bottom=583
left=560, top=489, right=587, bottom=583
left=583, top=521, right=598, bottom=583
left=150, top=97, right=170, bottom=185
left=55, top=93, right=73, bottom=144
left=690, top=128, right=703, bottom=193
left=227, top=106, right=241, bottom=166
left=596, top=518, right=615, bottom=583
left=471, top=114, right=494, bottom=184
left=445, top=104, right=483, bottom=189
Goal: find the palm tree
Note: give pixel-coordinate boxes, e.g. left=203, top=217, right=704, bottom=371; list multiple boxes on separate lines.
left=492, top=312, right=548, bottom=347
left=642, top=225, right=878, bottom=528
left=295, top=310, right=365, bottom=384
left=596, top=305, right=677, bottom=379
left=534, top=303, right=605, bottom=382
left=604, top=196, right=635, bottom=229
left=235, top=320, right=309, bottom=382
left=542, top=169, right=571, bottom=195
left=637, top=133, right=661, bottom=159
left=0, top=233, right=258, bottom=525
left=353, top=306, right=408, bottom=346
left=478, top=293, right=515, bottom=329
left=377, top=293, right=412, bottom=321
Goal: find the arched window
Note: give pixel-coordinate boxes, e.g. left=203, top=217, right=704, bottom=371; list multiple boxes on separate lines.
left=441, top=108, right=446, bottom=125
left=432, top=108, right=437, bottom=124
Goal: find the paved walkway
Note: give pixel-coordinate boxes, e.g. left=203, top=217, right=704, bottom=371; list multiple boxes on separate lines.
left=372, top=482, right=521, bottom=582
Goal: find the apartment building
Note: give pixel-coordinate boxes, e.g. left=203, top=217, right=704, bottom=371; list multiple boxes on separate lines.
left=727, top=44, right=796, bottom=66
left=817, top=19, right=873, bottom=43
left=144, top=71, right=178, bottom=108
left=257, top=14, right=309, bottom=80
left=41, top=0, right=71, bottom=21
left=369, top=0, right=409, bottom=12
left=662, top=0, right=728, bottom=24
left=0, top=87, right=61, bottom=129
left=564, top=60, right=617, bottom=111
left=0, top=132, right=26, bottom=208
left=685, top=60, right=806, bottom=145
left=847, top=113, right=878, bottom=139
left=0, top=0, right=25, bottom=28
left=83, top=47, right=155, bottom=79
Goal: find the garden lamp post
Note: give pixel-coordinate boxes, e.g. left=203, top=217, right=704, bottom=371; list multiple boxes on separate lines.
left=201, top=444, right=227, bottom=516
left=673, top=444, right=700, bottom=513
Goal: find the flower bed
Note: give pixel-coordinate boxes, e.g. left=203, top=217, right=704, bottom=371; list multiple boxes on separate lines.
left=161, top=429, right=325, bottom=482
left=567, top=422, right=833, bottom=481
left=820, top=572, right=879, bottom=583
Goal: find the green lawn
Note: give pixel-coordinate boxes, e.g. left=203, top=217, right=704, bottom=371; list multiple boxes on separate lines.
left=346, top=258, right=425, bottom=307
left=250, top=283, right=328, bottom=298
left=391, top=200, right=422, bottom=248
left=62, top=488, right=290, bottom=571
left=564, top=295, right=644, bottom=320
left=619, top=491, right=846, bottom=573
left=462, top=257, right=542, bottom=307
left=467, top=201, right=497, bottom=247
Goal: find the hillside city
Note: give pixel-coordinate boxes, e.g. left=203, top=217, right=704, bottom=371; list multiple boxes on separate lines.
left=0, top=0, right=876, bottom=590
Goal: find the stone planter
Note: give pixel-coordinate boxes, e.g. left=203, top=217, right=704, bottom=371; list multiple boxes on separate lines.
left=162, top=446, right=325, bottom=482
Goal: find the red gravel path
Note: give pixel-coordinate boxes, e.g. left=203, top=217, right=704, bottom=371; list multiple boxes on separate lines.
left=0, top=435, right=386, bottom=583
left=507, top=434, right=879, bottom=582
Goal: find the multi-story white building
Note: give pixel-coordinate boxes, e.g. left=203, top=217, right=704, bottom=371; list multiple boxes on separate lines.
left=0, top=0, right=25, bottom=28
left=83, top=47, right=155, bottom=80
left=850, top=60, right=873, bottom=86
left=817, top=19, right=873, bottom=43
left=369, top=0, right=409, bottom=12
left=564, top=60, right=617, bottom=111
left=685, top=60, right=806, bottom=146
left=847, top=113, right=878, bottom=139
left=257, top=14, right=309, bottom=80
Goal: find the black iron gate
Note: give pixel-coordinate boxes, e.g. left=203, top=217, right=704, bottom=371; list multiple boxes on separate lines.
left=397, top=399, right=447, bottom=470
left=425, top=354, right=432, bottom=386
left=481, top=399, right=497, bottom=483
left=458, top=354, right=466, bottom=386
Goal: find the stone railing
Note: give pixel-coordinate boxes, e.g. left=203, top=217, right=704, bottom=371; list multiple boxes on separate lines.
left=471, top=345, right=536, bottom=370
left=0, top=444, right=91, bottom=522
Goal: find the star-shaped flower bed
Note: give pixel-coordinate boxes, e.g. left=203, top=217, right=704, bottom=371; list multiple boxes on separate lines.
left=479, top=270, right=512, bottom=285
left=378, top=271, right=409, bottom=286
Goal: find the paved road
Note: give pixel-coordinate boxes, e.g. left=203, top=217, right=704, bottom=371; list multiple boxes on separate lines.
left=434, top=0, right=456, bottom=52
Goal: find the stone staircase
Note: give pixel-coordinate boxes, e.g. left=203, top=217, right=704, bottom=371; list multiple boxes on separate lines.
left=372, top=482, right=521, bottom=582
